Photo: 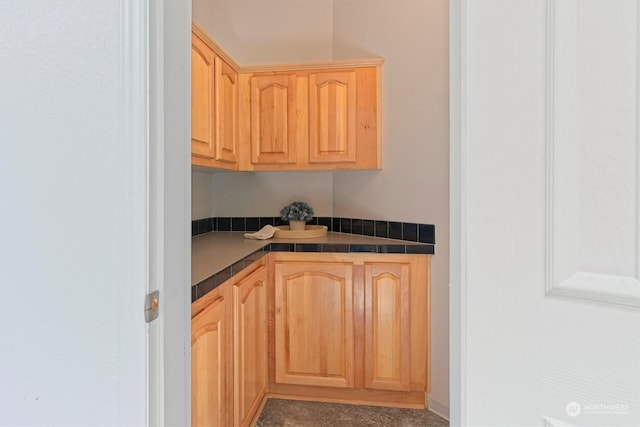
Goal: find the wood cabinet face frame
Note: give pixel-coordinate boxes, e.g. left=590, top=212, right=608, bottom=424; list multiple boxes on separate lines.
left=192, top=22, right=382, bottom=172
left=191, top=252, right=429, bottom=419
left=242, top=66, right=381, bottom=171
left=267, top=252, right=429, bottom=400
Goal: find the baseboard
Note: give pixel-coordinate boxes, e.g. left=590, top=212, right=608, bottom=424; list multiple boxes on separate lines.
left=427, top=395, right=450, bottom=421
left=249, top=394, right=269, bottom=427
left=266, top=383, right=426, bottom=409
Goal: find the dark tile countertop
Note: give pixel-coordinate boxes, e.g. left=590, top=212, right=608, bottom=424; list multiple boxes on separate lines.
left=192, top=231, right=434, bottom=302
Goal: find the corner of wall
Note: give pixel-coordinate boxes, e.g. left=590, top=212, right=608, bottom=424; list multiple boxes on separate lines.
left=428, top=394, right=450, bottom=421
left=191, top=169, right=216, bottom=220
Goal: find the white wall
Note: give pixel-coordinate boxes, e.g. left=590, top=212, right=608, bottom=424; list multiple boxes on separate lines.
left=211, top=171, right=334, bottom=217
left=332, top=0, right=450, bottom=416
left=192, top=170, right=334, bottom=219
left=192, top=0, right=333, bottom=63
left=192, top=171, right=216, bottom=219
left=0, top=1, right=147, bottom=425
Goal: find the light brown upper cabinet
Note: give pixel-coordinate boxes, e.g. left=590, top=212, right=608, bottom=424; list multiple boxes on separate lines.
left=191, top=23, right=382, bottom=171
left=191, top=27, right=240, bottom=170
left=239, top=65, right=381, bottom=171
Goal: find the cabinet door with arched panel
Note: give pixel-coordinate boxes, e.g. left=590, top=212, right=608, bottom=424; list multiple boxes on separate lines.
left=273, top=259, right=356, bottom=388
left=191, top=286, right=231, bottom=427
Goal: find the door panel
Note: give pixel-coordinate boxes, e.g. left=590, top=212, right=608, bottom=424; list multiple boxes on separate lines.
left=234, top=266, right=267, bottom=427
left=364, top=263, right=411, bottom=391
left=191, top=34, right=215, bottom=158
left=454, top=0, right=640, bottom=425
left=309, top=71, right=357, bottom=164
left=548, top=0, right=640, bottom=307
left=191, top=296, right=228, bottom=427
left=274, top=261, right=355, bottom=388
left=215, top=57, right=238, bottom=164
left=250, top=74, right=297, bottom=165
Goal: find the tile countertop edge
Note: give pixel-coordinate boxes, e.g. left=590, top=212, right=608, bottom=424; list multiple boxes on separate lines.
left=192, top=232, right=434, bottom=303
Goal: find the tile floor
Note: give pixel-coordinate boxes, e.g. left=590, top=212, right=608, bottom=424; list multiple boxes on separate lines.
left=256, top=398, right=449, bottom=427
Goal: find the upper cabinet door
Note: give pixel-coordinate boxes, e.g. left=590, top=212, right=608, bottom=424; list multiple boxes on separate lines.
left=308, top=71, right=357, bottom=164
left=249, top=74, right=297, bottom=165
left=214, top=57, right=238, bottom=164
left=191, top=34, right=216, bottom=159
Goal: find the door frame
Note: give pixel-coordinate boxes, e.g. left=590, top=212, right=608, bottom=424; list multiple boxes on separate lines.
left=449, top=0, right=466, bottom=425
left=149, top=0, right=192, bottom=424
left=122, top=0, right=192, bottom=425
left=134, top=0, right=471, bottom=424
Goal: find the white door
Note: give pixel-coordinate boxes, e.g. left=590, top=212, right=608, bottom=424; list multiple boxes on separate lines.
left=451, top=0, right=640, bottom=426
left=0, top=1, right=190, bottom=426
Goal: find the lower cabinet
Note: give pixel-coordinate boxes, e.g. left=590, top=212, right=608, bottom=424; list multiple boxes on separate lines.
left=191, top=285, right=231, bottom=427
left=191, top=252, right=430, bottom=423
left=233, top=265, right=268, bottom=427
left=191, top=261, right=267, bottom=427
left=273, top=260, right=356, bottom=388
left=363, top=262, right=411, bottom=391
left=269, top=253, right=429, bottom=405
